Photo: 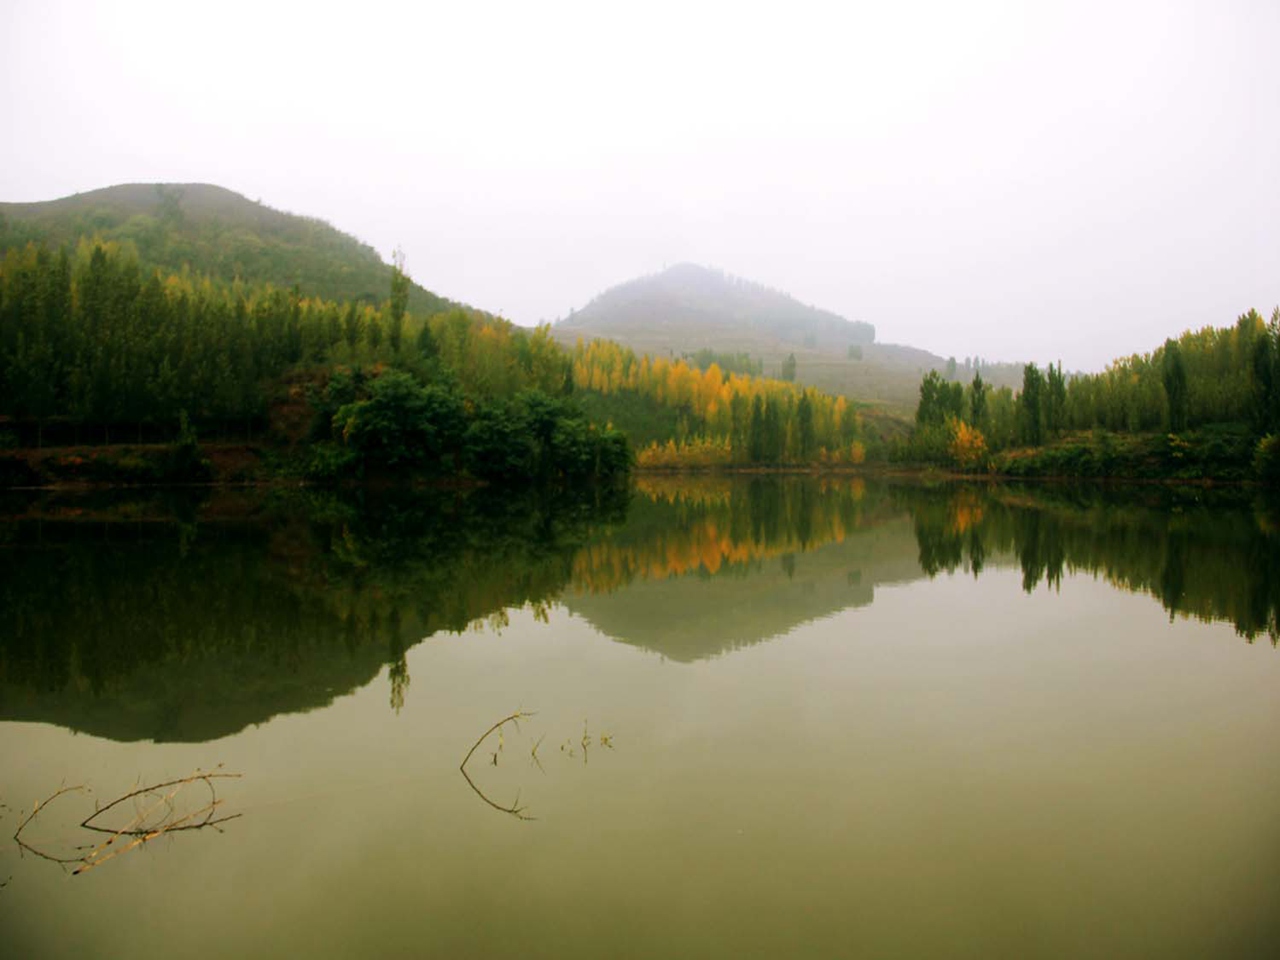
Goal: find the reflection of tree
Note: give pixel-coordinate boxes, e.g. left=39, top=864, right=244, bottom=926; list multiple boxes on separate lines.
left=967, top=527, right=986, bottom=577
left=915, top=516, right=964, bottom=577
left=0, top=486, right=628, bottom=738
left=570, top=478, right=877, bottom=593
left=904, top=484, right=1280, bottom=645
left=387, top=610, right=410, bottom=714
left=1015, top=513, right=1064, bottom=593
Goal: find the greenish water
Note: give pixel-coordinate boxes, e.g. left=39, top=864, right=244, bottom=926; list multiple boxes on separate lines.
left=2, top=479, right=1279, bottom=959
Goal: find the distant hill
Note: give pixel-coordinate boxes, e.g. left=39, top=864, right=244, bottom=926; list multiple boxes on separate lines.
left=552, top=263, right=1024, bottom=412
left=557, top=262, right=875, bottom=350
left=0, top=182, right=460, bottom=316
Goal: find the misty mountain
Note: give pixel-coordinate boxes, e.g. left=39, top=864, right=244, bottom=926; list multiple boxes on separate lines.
left=0, top=182, right=461, bottom=316
left=552, top=262, right=1024, bottom=411
left=557, top=262, right=875, bottom=350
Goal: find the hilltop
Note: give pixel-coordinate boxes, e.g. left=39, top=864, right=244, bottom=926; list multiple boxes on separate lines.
left=552, top=263, right=1024, bottom=411
left=557, top=262, right=875, bottom=352
left=0, top=182, right=460, bottom=316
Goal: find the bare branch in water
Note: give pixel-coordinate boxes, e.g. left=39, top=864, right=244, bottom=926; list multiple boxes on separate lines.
left=80, top=771, right=241, bottom=835
left=13, top=785, right=88, bottom=865
left=459, top=711, right=535, bottom=771
left=458, top=766, right=536, bottom=821
left=459, top=712, right=615, bottom=821
left=460, top=712, right=537, bottom=821
left=10, top=770, right=241, bottom=876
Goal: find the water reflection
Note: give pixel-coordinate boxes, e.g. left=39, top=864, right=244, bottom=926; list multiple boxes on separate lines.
left=2, top=480, right=1277, bottom=743
left=901, top=484, right=1280, bottom=643
left=0, top=486, right=627, bottom=741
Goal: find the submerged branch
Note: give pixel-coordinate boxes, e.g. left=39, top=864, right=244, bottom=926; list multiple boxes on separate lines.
left=80, top=772, right=241, bottom=834
left=10, top=770, right=241, bottom=876
left=459, top=711, right=537, bottom=821
left=458, top=766, right=536, bottom=821
left=459, top=711, right=534, bottom=771
left=458, top=712, right=615, bottom=821
left=13, top=785, right=88, bottom=864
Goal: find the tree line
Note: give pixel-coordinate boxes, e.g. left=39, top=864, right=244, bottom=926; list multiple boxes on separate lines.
left=906, top=308, right=1280, bottom=475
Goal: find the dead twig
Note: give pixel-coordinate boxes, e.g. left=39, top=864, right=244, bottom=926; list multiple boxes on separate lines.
left=458, top=766, right=536, bottom=821
left=10, top=770, right=241, bottom=876
left=80, top=772, right=241, bottom=835
left=12, top=785, right=88, bottom=865
left=459, top=711, right=534, bottom=771
left=460, top=711, right=537, bottom=821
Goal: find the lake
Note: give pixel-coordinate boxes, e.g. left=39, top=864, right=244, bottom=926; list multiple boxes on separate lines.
left=2, top=478, right=1278, bottom=959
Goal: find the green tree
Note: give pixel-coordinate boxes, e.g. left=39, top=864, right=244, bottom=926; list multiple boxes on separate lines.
left=1162, top=339, right=1189, bottom=432
left=388, top=247, right=409, bottom=354
left=916, top=370, right=963, bottom=427
left=333, top=371, right=465, bottom=471
left=780, top=352, right=797, bottom=382
left=796, top=392, right=815, bottom=460
left=1019, top=364, right=1044, bottom=446
left=1045, top=362, right=1067, bottom=437
left=749, top=395, right=766, bottom=462
left=969, top=371, right=988, bottom=429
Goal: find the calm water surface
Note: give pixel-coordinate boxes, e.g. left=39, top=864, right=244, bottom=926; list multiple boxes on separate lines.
left=2, top=479, right=1279, bottom=959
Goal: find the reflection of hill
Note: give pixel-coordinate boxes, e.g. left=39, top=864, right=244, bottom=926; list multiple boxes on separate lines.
left=563, top=516, right=924, bottom=661
left=0, top=489, right=626, bottom=742
left=4, top=480, right=1275, bottom=744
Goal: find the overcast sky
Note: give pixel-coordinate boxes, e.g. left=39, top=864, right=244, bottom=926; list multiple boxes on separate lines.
left=3, top=0, right=1278, bottom=371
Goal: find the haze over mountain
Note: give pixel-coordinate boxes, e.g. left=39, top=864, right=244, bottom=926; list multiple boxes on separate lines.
left=554, top=263, right=1025, bottom=410
left=0, top=183, right=463, bottom=317
left=5, top=4, right=1279, bottom=374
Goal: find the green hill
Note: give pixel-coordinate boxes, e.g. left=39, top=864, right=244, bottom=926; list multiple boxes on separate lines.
left=552, top=262, right=1025, bottom=412
left=0, top=182, right=461, bottom=316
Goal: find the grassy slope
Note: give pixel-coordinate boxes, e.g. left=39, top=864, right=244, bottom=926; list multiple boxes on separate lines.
left=0, top=182, right=463, bottom=316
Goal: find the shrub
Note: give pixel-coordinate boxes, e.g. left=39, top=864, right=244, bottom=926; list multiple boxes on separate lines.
left=1256, top=435, right=1280, bottom=485
left=947, top=418, right=988, bottom=472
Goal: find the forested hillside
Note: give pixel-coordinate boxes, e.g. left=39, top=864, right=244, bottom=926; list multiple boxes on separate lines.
left=0, top=239, right=628, bottom=485
left=0, top=183, right=458, bottom=316
left=0, top=185, right=897, bottom=479
left=552, top=262, right=1025, bottom=410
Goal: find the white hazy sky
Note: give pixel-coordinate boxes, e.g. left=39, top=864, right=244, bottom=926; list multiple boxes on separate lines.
left=3, top=0, right=1278, bottom=371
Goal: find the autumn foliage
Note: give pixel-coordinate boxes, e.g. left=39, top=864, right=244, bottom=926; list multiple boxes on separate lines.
left=570, top=337, right=863, bottom=466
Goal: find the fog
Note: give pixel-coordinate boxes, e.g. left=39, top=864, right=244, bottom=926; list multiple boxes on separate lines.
left=3, top=0, right=1277, bottom=371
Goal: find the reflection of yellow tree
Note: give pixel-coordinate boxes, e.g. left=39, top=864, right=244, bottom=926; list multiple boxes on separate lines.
left=633, top=475, right=734, bottom=506
left=570, top=482, right=870, bottom=593
left=946, top=488, right=986, bottom=535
